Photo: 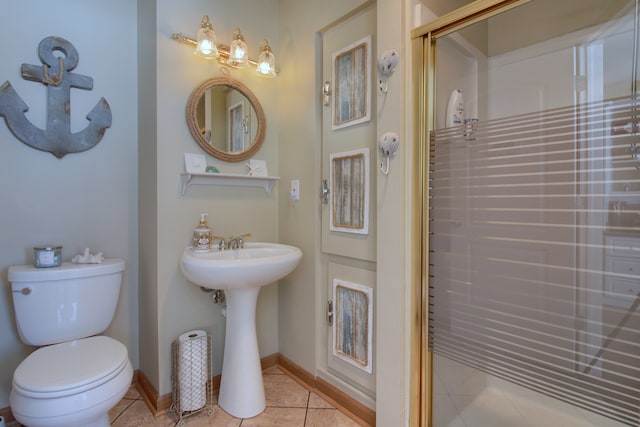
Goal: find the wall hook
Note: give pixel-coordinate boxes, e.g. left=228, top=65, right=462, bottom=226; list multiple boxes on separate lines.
left=377, top=49, right=399, bottom=93
left=378, top=132, right=400, bottom=175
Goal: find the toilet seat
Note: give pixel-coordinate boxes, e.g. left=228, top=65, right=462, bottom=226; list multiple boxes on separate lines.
left=13, top=336, right=128, bottom=399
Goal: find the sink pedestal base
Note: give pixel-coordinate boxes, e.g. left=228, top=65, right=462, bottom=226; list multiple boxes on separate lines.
left=218, top=287, right=266, bottom=418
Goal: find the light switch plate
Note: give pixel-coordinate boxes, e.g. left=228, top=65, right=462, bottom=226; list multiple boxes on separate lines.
left=290, top=180, right=300, bottom=201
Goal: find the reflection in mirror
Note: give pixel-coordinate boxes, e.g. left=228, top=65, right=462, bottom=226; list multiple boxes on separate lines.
left=187, top=77, right=265, bottom=162
left=195, top=86, right=258, bottom=153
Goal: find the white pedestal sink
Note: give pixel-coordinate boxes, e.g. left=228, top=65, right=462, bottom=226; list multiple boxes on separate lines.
left=180, top=242, right=302, bottom=418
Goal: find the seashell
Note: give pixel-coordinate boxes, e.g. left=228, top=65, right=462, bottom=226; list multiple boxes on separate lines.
left=377, top=49, right=399, bottom=77
left=379, top=132, right=400, bottom=157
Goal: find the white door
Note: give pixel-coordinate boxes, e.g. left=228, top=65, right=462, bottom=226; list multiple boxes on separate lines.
left=320, top=3, right=377, bottom=394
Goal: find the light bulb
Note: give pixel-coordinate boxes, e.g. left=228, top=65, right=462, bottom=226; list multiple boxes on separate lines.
left=256, top=39, right=276, bottom=78
left=227, top=28, right=248, bottom=69
left=194, top=15, right=219, bottom=59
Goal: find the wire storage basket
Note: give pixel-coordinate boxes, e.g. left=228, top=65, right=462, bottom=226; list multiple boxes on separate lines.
left=170, top=331, right=214, bottom=426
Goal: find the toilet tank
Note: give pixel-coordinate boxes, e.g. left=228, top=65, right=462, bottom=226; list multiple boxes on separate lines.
left=8, top=258, right=125, bottom=346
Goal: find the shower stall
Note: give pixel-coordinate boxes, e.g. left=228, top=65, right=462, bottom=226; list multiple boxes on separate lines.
left=412, top=1, right=640, bottom=425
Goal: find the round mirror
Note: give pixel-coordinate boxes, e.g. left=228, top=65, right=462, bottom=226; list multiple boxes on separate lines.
left=186, top=77, right=266, bottom=162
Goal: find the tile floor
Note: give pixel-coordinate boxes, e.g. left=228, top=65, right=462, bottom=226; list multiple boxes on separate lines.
left=109, top=366, right=366, bottom=427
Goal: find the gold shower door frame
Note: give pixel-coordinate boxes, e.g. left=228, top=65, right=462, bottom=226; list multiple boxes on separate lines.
left=409, top=1, right=532, bottom=425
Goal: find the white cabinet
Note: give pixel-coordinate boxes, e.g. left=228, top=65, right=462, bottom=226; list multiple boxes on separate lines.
left=603, top=234, right=640, bottom=308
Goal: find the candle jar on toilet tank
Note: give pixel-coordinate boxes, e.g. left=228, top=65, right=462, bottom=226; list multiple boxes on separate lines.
left=33, top=246, right=62, bottom=268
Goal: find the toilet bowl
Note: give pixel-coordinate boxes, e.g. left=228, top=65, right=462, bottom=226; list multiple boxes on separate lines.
left=8, top=259, right=132, bottom=427
left=10, top=336, right=132, bottom=427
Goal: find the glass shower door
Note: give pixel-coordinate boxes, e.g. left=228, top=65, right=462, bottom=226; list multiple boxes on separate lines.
left=421, top=1, right=640, bottom=425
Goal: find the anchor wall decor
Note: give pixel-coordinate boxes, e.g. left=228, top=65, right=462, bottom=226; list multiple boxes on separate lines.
left=0, top=36, right=111, bottom=158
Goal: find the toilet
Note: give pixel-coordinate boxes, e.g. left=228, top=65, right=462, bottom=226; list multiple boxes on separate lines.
left=8, top=258, right=133, bottom=427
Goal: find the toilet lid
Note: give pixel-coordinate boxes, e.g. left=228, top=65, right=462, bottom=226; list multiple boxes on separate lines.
left=13, top=336, right=128, bottom=398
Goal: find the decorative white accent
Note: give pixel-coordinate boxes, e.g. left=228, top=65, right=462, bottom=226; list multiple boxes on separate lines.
left=72, top=248, right=104, bottom=264
left=377, top=49, right=399, bottom=93
left=180, top=172, right=279, bottom=195
left=378, top=132, right=400, bottom=175
left=184, top=153, right=207, bottom=174
left=247, top=159, right=268, bottom=177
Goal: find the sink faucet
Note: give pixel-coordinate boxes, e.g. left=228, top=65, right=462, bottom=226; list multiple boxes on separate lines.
left=213, top=235, right=226, bottom=250
left=228, top=233, right=251, bottom=249
left=217, top=233, right=251, bottom=250
left=228, top=237, right=242, bottom=250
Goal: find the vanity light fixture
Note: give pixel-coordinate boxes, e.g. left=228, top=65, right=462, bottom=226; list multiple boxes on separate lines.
left=171, top=15, right=278, bottom=78
left=194, top=15, right=219, bottom=59
left=227, top=28, right=248, bottom=69
left=256, top=39, right=276, bottom=78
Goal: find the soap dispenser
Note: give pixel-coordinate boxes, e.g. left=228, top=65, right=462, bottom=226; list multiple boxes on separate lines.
left=192, top=213, right=212, bottom=251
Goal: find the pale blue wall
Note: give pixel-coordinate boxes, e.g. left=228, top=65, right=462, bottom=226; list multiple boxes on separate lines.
left=0, top=0, right=139, bottom=407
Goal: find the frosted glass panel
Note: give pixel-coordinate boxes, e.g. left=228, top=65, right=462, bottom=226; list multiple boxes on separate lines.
left=429, top=1, right=640, bottom=425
